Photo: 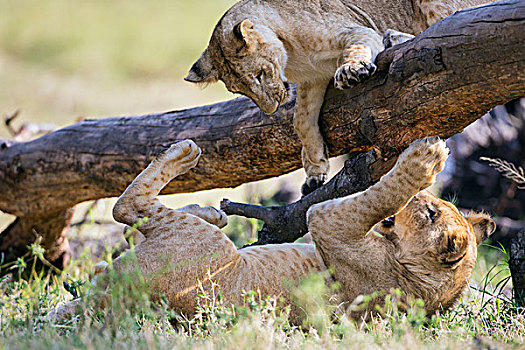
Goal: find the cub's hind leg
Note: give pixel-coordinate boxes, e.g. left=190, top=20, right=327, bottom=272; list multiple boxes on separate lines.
left=121, top=204, right=227, bottom=247
left=51, top=141, right=240, bottom=322
left=112, top=140, right=242, bottom=314
left=112, top=140, right=201, bottom=235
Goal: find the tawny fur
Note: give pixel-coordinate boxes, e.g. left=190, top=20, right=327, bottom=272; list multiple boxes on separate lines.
left=49, top=137, right=495, bottom=322
left=185, top=0, right=491, bottom=193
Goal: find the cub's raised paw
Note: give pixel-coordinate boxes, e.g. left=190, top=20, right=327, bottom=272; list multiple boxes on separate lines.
left=397, top=136, right=449, bottom=190
left=334, top=61, right=377, bottom=89
left=156, top=140, right=201, bottom=174
left=301, top=174, right=327, bottom=196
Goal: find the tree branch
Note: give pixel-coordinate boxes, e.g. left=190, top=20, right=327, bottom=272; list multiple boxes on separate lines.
left=221, top=150, right=395, bottom=245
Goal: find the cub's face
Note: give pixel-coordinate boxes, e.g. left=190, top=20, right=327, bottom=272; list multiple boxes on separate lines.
left=374, top=191, right=495, bottom=272
left=218, top=47, right=289, bottom=114
left=185, top=19, right=289, bottom=114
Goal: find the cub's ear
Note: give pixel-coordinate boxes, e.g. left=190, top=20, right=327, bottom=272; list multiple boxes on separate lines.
left=185, top=50, right=218, bottom=84
left=439, top=229, right=469, bottom=265
left=465, top=212, right=496, bottom=245
left=233, top=19, right=260, bottom=52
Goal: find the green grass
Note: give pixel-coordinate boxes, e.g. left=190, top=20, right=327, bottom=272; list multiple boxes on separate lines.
left=0, top=237, right=523, bottom=349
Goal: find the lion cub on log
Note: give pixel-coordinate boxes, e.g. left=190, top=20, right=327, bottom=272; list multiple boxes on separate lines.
left=49, top=137, right=494, bottom=322
left=185, top=0, right=489, bottom=194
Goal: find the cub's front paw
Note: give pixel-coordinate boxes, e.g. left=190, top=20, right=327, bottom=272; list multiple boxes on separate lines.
left=334, top=61, right=377, bottom=90
left=301, top=174, right=327, bottom=196
left=398, top=136, right=449, bottom=190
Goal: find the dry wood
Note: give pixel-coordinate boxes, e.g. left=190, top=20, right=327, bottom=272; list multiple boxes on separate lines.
left=0, top=0, right=524, bottom=269
left=4, top=110, right=57, bottom=142
left=221, top=151, right=396, bottom=245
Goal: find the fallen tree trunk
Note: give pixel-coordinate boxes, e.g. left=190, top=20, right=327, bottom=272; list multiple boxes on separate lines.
left=0, top=0, right=524, bottom=269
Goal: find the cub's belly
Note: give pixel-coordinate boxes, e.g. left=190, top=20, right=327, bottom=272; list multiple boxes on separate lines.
left=113, top=242, right=324, bottom=316
left=234, top=243, right=325, bottom=301
left=163, top=243, right=325, bottom=314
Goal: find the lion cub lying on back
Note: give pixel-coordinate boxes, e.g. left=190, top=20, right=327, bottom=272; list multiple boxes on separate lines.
left=49, top=137, right=494, bottom=322
left=186, top=0, right=489, bottom=194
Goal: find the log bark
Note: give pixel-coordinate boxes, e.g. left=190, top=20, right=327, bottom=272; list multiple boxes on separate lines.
left=0, top=210, right=73, bottom=270
left=0, top=0, right=524, bottom=268
left=510, top=230, right=525, bottom=306
left=221, top=150, right=396, bottom=245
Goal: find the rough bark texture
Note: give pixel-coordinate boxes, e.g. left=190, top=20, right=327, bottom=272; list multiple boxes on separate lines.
left=0, top=210, right=73, bottom=269
left=510, top=230, right=525, bottom=306
left=0, top=0, right=524, bottom=268
left=221, top=151, right=396, bottom=245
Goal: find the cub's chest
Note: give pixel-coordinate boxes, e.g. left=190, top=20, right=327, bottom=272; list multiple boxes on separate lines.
left=284, top=49, right=341, bottom=83
left=280, top=33, right=343, bottom=83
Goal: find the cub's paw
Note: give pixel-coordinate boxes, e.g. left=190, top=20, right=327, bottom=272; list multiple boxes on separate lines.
left=156, top=139, right=201, bottom=173
left=383, top=29, right=415, bottom=49
left=199, top=206, right=228, bottom=228
left=178, top=204, right=228, bottom=228
left=334, top=61, right=377, bottom=90
left=397, top=136, right=449, bottom=190
left=301, top=174, right=327, bottom=196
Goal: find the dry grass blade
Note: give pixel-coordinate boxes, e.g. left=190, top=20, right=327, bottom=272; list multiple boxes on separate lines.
left=480, top=157, right=525, bottom=189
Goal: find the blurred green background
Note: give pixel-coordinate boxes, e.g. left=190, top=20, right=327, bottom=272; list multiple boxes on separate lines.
left=0, top=0, right=239, bottom=138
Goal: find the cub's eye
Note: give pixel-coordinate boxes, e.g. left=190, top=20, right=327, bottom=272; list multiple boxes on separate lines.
left=255, top=70, right=264, bottom=84
left=427, top=205, right=438, bottom=222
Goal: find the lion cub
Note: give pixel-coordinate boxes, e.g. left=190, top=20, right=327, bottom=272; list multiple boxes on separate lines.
left=48, top=137, right=494, bottom=322
left=185, top=0, right=489, bottom=194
